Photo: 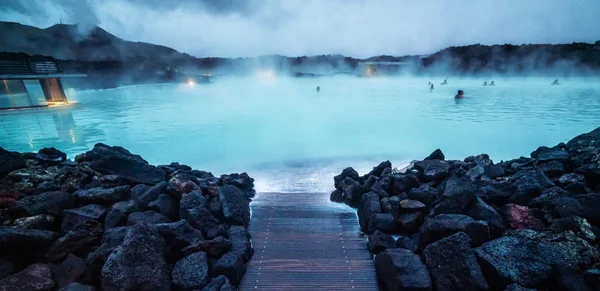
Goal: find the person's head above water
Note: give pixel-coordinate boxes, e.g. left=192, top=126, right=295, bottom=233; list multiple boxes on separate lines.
left=455, top=90, right=464, bottom=98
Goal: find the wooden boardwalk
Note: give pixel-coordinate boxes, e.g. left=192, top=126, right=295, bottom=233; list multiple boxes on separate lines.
left=239, top=192, right=379, bottom=290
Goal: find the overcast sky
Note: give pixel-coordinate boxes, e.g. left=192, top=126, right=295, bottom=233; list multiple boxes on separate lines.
left=1, top=0, right=600, bottom=58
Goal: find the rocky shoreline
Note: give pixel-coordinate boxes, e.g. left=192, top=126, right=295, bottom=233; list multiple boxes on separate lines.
left=331, top=127, right=600, bottom=291
left=0, top=143, right=255, bottom=291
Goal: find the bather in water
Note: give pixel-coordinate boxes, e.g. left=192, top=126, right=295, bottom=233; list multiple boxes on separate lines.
left=455, top=90, right=464, bottom=99
left=490, top=81, right=495, bottom=86
left=316, top=86, right=320, bottom=92
left=483, top=81, right=487, bottom=86
left=430, top=84, right=434, bottom=90
left=441, top=79, right=448, bottom=85
left=552, top=79, right=560, bottom=85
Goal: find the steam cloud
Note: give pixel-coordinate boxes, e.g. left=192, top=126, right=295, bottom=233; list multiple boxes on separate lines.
left=1, top=0, right=599, bottom=58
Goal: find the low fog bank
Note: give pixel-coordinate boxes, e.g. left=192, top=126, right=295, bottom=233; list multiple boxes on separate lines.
left=1, top=21, right=600, bottom=89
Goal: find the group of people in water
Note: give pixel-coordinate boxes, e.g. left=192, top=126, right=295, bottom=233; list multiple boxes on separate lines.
left=315, top=78, right=561, bottom=99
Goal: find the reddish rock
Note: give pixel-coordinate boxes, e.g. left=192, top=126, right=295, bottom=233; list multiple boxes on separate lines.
left=0, top=263, right=55, bottom=291
left=501, top=204, right=545, bottom=230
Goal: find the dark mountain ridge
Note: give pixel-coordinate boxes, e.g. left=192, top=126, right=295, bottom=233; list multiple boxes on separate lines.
left=1, top=21, right=599, bottom=88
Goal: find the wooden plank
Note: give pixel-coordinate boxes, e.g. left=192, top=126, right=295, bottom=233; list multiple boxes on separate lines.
left=239, top=192, right=379, bottom=290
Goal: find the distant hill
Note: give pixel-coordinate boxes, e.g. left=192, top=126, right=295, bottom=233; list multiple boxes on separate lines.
left=0, top=21, right=196, bottom=63
left=422, top=42, right=600, bottom=74
left=1, top=21, right=599, bottom=88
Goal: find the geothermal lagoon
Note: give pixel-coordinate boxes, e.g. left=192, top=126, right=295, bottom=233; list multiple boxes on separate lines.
left=2, top=76, right=600, bottom=192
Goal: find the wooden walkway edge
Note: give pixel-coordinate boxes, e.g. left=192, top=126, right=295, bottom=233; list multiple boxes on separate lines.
left=239, top=192, right=379, bottom=290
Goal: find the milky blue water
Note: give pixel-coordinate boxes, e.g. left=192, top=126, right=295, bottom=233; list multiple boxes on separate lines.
left=1, top=76, right=599, bottom=192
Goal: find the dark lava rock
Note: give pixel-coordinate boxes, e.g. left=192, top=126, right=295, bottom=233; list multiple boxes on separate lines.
left=381, top=196, right=401, bottom=218
left=329, top=189, right=343, bottom=202
left=181, top=203, right=220, bottom=238
left=228, top=226, right=253, bottom=262
left=510, top=168, right=554, bottom=205
left=73, top=186, right=131, bottom=205
left=0, top=263, right=55, bottom=291
left=431, top=175, right=476, bottom=215
left=423, top=232, right=489, bottom=291
left=395, top=235, right=418, bottom=253
left=559, top=172, right=586, bottom=186
left=500, top=204, right=545, bottom=230
left=375, top=248, right=432, bottom=291
left=530, top=187, right=600, bottom=226
left=158, top=162, right=192, bottom=176
left=419, top=214, right=486, bottom=247
left=538, top=160, right=565, bottom=178
left=397, top=212, right=425, bottom=233
left=550, top=216, right=596, bottom=242
left=407, top=184, right=439, bottom=206
left=390, top=174, right=419, bottom=195
left=182, top=236, right=232, bottom=259
left=172, top=252, right=209, bottom=290
left=484, top=164, right=505, bottom=179
left=425, top=149, right=445, bottom=160
left=85, top=227, right=131, bottom=270
left=148, top=194, right=175, bottom=218
left=466, top=220, right=491, bottom=247
left=62, top=204, right=107, bottom=232
left=474, top=229, right=600, bottom=289
left=357, top=192, right=381, bottom=234
left=0, top=147, right=27, bottom=178
left=551, top=265, right=594, bottom=291
left=531, top=146, right=571, bottom=164
left=10, top=191, right=74, bottom=217
left=371, top=213, right=397, bottom=233
left=399, top=199, right=426, bottom=212
left=477, top=180, right=517, bottom=206
left=155, top=220, right=204, bottom=252
left=207, top=196, right=223, bottom=219
left=202, top=275, right=235, bottom=291
left=0, top=258, right=14, bottom=280
left=167, top=172, right=200, bottom=197
left=132, top=181, right=167, bottom=210
left=180, top=190, right=206, bottom=211
left=0, top=227, right=58, bottom=251
left=103, top=210, right=126, bottom=230
left=75, top=143, right=166, bottom=185
left=36, top=147, right=67, bottom=163
left=46, top=220, right=103, bottom=262
left=584, top=263, right=600, bottom=290
left=101, top=226, right=131, bottom=247
left=465, top=197, right=505, bottom=237
left=334, top=167, right=360, bottom=189
left=414, top=160, right=450, bottom=183
left=13, top=214, right=56, bottom=230
left=362, top=161, right=392, bottom=180
left=57, top=282, right=96, bottom=291
left=565, top=127, right=600, bottom=168
left=219, top=172, right=255, bottom=198
left=52, top=254, right=91, bottom=288
left=127, top=210, right=172, bottom=226
left=219, top=185, right=250, bottom=226
left=101, top=223, right=170, bottom=291
left=368, top=230, right=395, bottom=254
left=504, top=283, right=536, bottom=291
left=339, top=177, right=367, bottom=207
left=212, top=251, right=245, bottom=286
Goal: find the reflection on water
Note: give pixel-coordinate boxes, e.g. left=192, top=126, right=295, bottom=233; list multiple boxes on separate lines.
left=1, top=76, right=600, bottom=192
left=0, top=105, right=103, bottom=156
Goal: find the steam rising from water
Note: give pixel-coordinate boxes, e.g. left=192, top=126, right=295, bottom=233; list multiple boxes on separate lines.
left=2, top=0, right=600, bottom=57
left=1, top=76, right=600, bottom=192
